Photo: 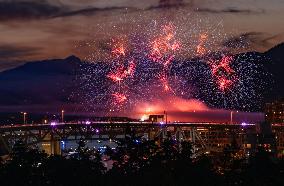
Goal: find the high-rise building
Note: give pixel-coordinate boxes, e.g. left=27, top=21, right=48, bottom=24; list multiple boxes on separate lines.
left=265, top=100, right=284, bottom=123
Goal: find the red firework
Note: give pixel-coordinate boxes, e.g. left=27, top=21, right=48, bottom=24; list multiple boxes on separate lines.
left=125, top=60, right=136, bottom=77
left=148, top=23, right=181, bottom=93
left=112, top=93, right=127, bottom=103
left=159, top=72, right=174, bottom=92
left=107, top=60, right=136, bottom=82
left=149, top=23, right=180, bottom=66
left=197, top=33, right=208, bottom=55
left=218, top=77, right=233, bottom=91
left=160, top=75, right=171, bottom=91
left=208, top=55, right=236, bottom=91
left=107, top=71, right=124, bottom=82
left=107, top=38, right=137, bottom=106
left=107, top=37, right=136, bottom=83
left=111, top=39, right=126, bottom=57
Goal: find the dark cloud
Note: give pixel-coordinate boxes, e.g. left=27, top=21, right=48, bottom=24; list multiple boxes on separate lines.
left=223, top=32, right=262, bottom=49
left=56, top=0, right=193, bottom=17
left=54, top=6, right=138, bottom=18
left=0, top=0, right=264, bottom=21
left=0, top=0, right=139, bottom=20
left=0, top=0, right=193, bottom=20
left=195, top=7, right=265, bottom=14
left=0, top=45, right=41, bottom=59
left=0, top=45, right=41, bottom=72
left=58, top=3, right=190, bottom=18
left=223, top=32, right=281, bottom=49
left=0, top=45, right=42, bottom=70
left=146, top=0, right=193, bottom=11
left=146, top=4, right=184, bottom=11
left=0, top=1, right=62, bottom=20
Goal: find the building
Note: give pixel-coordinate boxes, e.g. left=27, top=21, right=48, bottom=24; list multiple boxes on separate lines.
left=149, top=115, right=164, bottom=122
left=265, top=100, right=284, bottom=156
left=265, top=100, right=284, bottom=123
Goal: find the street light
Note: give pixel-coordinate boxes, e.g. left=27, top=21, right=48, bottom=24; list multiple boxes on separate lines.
left=109, top=109, right=114, bottom=122
left=230, top=110, right=239, bottom=124
left=21, top=112, right=27, bottom=124
left=164, top=110, right=168, bottom=124
left=61, top=110, right=64, bottom=123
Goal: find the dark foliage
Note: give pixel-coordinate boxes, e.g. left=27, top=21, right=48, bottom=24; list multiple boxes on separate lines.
left=0, top=138, right=284, bottom=186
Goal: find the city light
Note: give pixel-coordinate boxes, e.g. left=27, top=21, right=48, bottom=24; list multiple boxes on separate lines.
left=61, top=110, right=64, bottom=123
left=21, top=112, right=27, bottom=124
left=241, top=122, right=248, bottom=126
left=50, top=122, right=57, bottom=126
left=140, top=114, right=149, bottom=122
left=0, top=0, right=282, bottom=184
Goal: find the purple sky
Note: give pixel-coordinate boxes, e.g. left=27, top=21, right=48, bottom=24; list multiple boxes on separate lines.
left=0, top=0, right=282, bottom=121
left=0, top=0, right=283, bottom=71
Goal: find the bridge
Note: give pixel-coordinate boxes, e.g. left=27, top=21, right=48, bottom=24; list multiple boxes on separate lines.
left=0, top=121, right=259, bottom=156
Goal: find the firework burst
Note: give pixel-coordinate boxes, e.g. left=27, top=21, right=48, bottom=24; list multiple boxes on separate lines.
left=75, top=15, right=270, bottom=113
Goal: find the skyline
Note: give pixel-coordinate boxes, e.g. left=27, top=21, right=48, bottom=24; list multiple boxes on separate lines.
left=0, top=42, right=282, bottom=118
left=0, top=2, right=284, bottom=185
left=0, top=0, right=283, bottom=123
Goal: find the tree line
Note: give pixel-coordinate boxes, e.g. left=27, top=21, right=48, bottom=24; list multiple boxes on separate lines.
left=0, top=135, right=284, bottom=186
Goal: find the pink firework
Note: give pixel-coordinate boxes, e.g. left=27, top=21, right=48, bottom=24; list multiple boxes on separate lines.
left=218, top=77, right=233, bottom=91
left=196, top=33, right=208, bottom=55
left=107, top=71, right=124, bottom=82
left=107, top=60, right=136, bottom=82
left=148, top=23, right=181, bottom=93
left=112, top=93, right=127, bottom=103
left=209, top=55, right=236, bottom=91
left=148, top=22, right=180, bottom=66
left=111, top=39, right=126, bottom=57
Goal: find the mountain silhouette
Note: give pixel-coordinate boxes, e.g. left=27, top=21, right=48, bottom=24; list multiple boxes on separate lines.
left=0, top=43, right=283, bottom=112
left=264, top=43, right=284, bottom=100
left=0, top=55, right=80, bottom=108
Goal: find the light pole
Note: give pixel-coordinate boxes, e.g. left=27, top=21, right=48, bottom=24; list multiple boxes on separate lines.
left=164, top=110, right=168, bottom=124
left=61, top=110, right=64, bottom=123
left=109, top=109, right=114, bottom=122
left=230, top=110, right=238, bottom=124
left=21, top=112, right=27, bottom=124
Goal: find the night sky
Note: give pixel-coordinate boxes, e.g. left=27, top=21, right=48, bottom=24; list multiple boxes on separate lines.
left=0, top=0, right=283, bottom=71
left=0, top=0, right=283, bottom=122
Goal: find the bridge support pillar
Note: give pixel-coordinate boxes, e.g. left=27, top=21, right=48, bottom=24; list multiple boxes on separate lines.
left=51, top=140, right=61, bottom=155
left=42, top=134, right=61, bottom=155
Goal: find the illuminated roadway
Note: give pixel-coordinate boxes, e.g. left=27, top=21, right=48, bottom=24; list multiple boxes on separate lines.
left=0, top=121, right=256, bottom=131
left=0, top=121, right=261, bottom=155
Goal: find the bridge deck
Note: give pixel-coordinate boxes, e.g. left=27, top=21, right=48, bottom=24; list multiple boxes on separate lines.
left=0, top=122, right=255, bottom=132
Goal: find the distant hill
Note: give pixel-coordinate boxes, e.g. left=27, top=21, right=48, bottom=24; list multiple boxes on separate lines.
left=0, top=55, right=81, bottom=109
left=264, top=43, right=284, bottom=100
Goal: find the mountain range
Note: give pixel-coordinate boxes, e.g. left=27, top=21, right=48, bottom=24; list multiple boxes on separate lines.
left=0, top=55, right=81, bottom=112
left=0, top=43, right=283, bottom=113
